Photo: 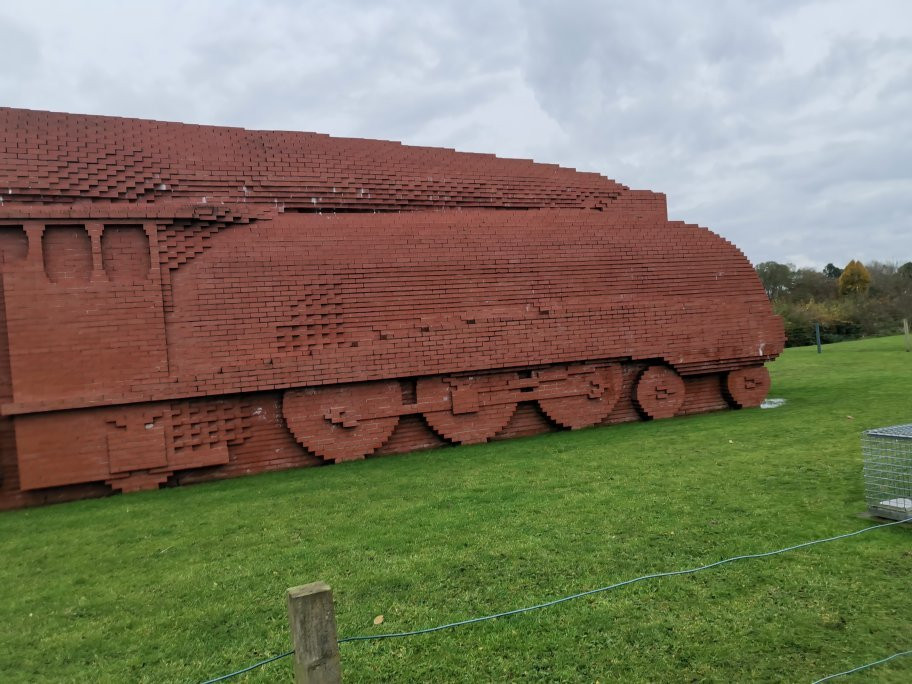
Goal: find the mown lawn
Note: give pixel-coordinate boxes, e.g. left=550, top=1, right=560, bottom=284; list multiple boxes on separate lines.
left=1, top=336, right=911, bottom=683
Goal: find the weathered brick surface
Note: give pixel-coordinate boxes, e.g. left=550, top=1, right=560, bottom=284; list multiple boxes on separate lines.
left=0, top=108, right=784, bottom=509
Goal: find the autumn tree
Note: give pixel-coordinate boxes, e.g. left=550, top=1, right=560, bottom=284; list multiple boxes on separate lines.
left=838, top=260, right=871, bottom=296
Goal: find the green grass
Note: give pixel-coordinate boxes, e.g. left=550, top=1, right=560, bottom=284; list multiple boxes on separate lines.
left=2, top=336, right=911, bottom=683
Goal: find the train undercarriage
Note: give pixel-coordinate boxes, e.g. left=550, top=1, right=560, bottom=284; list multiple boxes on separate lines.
left=282, top=360, right=772, bottom=462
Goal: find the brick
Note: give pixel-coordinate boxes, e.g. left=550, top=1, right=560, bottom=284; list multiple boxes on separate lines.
left=0, top=107, right=784, bottom=509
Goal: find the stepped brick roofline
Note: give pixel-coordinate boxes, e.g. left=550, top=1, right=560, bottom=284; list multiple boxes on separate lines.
left=0, top=107, right=661, bottom=214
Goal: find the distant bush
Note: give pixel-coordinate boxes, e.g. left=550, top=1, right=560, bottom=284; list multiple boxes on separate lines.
left=758, top=260, right=911, bottom=347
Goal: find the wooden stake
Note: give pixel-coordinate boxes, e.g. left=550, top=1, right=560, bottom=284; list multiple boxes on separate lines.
left=287, top=582, right=342, bottom=684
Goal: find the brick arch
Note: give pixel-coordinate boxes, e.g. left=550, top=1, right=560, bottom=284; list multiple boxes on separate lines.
left=101, top=226, right=150, bottom=282
left=42, top=226, right=92, bottom=283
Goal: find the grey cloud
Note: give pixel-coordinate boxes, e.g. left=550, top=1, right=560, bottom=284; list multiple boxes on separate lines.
left=514, top=1, right=911, bottom=266
left=175, top=0, right=523, bottom=139
left=0, top=14, right=41, bottom=86
left=0, top=0, right=910, bottom=268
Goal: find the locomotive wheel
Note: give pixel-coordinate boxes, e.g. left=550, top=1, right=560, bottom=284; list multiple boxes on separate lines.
left=537, top=365, right=623, bottom=429
left=633, top=365, right=685, bottom=419
left=724, top=366, right=771, bottom=408
left=417, top=375, right=517, bottom=444
left=282, top=381, right=401, bottom=462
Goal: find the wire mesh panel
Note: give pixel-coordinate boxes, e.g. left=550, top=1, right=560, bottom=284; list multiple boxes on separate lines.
left=863, top=424, right=912, bottom=521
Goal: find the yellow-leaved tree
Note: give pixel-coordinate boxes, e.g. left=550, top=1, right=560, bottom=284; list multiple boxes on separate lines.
left=838, top=260, right=871, bottom=296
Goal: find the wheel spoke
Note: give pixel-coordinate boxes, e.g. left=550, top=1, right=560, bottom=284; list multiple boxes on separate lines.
left=724, top=366, right=771, bottom=408
left=418, top=375, right=517, bottom=444
left=283, top=381, right=401, bottom=462
left=633, top=365, right=685, bottom=419
left=538, top=364, right=622, bottom=429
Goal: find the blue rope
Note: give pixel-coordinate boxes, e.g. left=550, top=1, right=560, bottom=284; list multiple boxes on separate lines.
left=337, top=516, right=911, bottom=643
left=200, top=650, right=293, bottom=684
left=200, top=516, right=911, bottom=682
left=811, top=648, right=912, bottom=682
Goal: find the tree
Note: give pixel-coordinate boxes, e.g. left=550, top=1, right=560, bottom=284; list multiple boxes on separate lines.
left=838, top=260, right=871, bottom=296
left=823, top=263, right=843, bottom=279
left=791, top=268, right=836, bottom=301
left=899, top=262, right=912, bottom=280
left=865, top=261, right=903, bottom=298
left=755, top=261, right=794, bottom=300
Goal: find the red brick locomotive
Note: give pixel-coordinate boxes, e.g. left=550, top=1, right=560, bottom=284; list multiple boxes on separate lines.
left=0, top=108, right=784, bottom=508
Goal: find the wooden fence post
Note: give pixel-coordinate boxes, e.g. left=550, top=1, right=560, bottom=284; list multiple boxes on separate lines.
left=904, top=319, right=910, bottom=352
left=286, top=581, right=342, bottom=684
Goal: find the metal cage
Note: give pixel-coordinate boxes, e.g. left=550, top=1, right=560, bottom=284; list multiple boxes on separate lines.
left=863, top=424, right=912, bottom=521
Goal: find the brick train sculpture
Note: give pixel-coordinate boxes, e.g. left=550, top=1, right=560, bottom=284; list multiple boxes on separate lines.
left=0, top=108, right=784, bottom=508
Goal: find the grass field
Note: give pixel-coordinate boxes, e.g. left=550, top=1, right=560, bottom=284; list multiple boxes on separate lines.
left=1, top=336, right=911, bottom=683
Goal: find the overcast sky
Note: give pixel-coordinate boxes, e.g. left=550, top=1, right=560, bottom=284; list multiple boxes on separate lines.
left=2, top=0, right=910, bottom=268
